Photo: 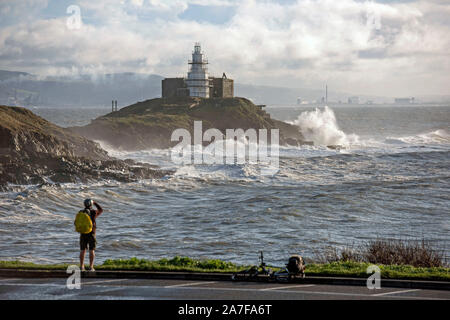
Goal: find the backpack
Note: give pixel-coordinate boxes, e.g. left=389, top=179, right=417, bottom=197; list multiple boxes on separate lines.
left=74, top=209, right=93, bottom=234
left=286, top=255, right=305, bottom=275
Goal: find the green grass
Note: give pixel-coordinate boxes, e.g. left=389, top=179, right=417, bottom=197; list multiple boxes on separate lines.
left=306, top=261, right=450, bottom=281
left=99, top=257, right=243, bottom=273
left=0, top=260, right=71, bottom=270
left=0, top=257, right=449, bottom=281
left=0, top=257, right=245, bottom=273
left=97, top=97, right=272, bottom=132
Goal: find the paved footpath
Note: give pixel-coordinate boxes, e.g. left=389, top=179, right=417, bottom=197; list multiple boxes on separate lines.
left=0, top=276, right=449, bottom=300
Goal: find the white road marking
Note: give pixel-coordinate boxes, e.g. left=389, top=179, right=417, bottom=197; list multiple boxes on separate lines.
left=0, top=283, right=63, bottom=287
left=0, top=279, right=444, bottom=300
left=171, top=286, right=443, bottom=300
left=371, top=289, right=421, bottom=297
left=164, top=281, right=216, bottom=288
left=82, top=279, right=128, bottom=285
left=260, top=284, right=316, bottom=291
left=174, top=285, right=369, bottom=296
left=0, top=278, right=127, bottom=287
left=0, top=278, right=19, bottom=282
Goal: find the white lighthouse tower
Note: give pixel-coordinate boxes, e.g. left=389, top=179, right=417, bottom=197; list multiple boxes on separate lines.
left=186, top=43, right=211, bottom=98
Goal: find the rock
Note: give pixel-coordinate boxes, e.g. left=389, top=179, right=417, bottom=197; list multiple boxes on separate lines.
left=285, top=138, right=301, bottom=147
left=327, top=145, right=342, bottom=150
left=0, top=105, right=171, bottom=187
left=69, top=97, right=307, bottom=150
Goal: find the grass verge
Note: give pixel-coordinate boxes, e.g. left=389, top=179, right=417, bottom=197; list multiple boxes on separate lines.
left=306, top=261, right=450, bottom=281
left=0, top=257, right=449, bottom=281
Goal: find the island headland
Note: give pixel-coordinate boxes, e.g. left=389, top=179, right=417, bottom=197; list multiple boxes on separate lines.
left=70, top=43, right=308, bottom=151
left=1, top=43, right=312, bottom=186
left=69, top=96, right=307, bottom=151
left=0, top=105, right=170, bottom=188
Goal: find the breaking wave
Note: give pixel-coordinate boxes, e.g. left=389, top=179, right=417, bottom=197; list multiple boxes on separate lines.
left=289, top=106, right=359, bottom=146
left=386, top=129, right=450, bottom=145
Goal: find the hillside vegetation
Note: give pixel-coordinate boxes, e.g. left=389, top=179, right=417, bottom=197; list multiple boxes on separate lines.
left=70, top=97, right=306, bottom=150
left=0, top=105, right=169, bottom=187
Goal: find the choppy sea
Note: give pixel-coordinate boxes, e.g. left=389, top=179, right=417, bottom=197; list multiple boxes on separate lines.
left=1, top=104, right=449, bottom=266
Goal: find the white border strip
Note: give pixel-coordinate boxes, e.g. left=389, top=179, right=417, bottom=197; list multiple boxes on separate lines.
left=164, top=281, right=216, bottom=288
left=83, top=279, right=129, bottom=286
left=372, top=289, right=420, bottom=297
left=260, top=284, right=316, bottom=291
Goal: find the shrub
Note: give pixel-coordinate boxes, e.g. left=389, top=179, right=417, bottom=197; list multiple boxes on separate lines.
left=364, top=239, right=444, bottom=267
left=315, top=239, right=445, bottom=268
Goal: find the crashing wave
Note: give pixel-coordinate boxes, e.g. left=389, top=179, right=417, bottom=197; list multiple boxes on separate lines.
left=289, top=106, right=359, bottom=147
left=387, top=129, right=450, bottom=145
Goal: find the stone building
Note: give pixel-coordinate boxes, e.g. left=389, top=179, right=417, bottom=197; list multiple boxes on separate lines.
left=210, top=73, right=234, bottom=98
left=162, top=43, right=234, bottom=98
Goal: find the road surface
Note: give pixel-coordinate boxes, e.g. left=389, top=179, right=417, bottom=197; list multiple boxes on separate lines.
left=0, top=276, right=448, bottom=300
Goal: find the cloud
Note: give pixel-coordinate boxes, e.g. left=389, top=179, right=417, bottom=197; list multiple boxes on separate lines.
left=179, top=3, right=237, bottom=24
left=0, top=0, right=448, bottom=96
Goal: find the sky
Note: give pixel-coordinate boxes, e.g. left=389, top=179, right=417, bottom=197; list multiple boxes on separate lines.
left=0, top=0, right=449, bottom=97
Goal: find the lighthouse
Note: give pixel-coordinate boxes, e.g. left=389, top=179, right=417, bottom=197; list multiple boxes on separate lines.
left=185, top=43, right=211, bottom=98
left=161, top=43, right=234, bottom=99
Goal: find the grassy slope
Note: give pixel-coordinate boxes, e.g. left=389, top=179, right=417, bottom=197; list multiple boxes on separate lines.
left=0, top=105, right=57, bottom=133
left=74, top=97, right=292, bottom=150
left=1, top=258, right=449, bottom=281
left=98, top=97, right=273, bottom=131
left=0, top=105, right=108, bottom=160
left=0, top=105, right=84, bottom=145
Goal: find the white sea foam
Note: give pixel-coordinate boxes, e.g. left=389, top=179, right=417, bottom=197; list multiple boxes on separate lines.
left=4, top=105, right=445, bottom=265
left=172, top=163, right=261, bottom=182
left=289, top=106, right=359, bottom=146
left=90, top=115, right=450, bottom=185
left=387, top=129, right=450, bottom=145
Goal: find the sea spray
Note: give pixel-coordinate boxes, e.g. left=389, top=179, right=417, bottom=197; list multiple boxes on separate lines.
left=291, top=106, right=359, bottom=146
left=393, top=129, right=450, bottom=145
left=171, top=121, right=279, bottom=175
left=5, top=105, right=447, bottom=266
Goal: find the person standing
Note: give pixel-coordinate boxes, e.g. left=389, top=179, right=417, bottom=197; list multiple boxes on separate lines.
left=78, top=199, right=103, bottom=271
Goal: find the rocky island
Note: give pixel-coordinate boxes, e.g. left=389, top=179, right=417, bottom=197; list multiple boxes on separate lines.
left=70, top=96, right=307, bottom=150
left=0, top=96, right=307, bottom=188
left=0, top=105, right=170, bottom=188
left=68, top=44, right=307, bottom=151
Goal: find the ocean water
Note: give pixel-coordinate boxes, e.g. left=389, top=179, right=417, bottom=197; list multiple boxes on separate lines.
left=1, top=104, right=449, bottom=266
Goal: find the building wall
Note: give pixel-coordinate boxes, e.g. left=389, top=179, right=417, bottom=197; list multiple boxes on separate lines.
left=163, top=76, right=233, bottom=98
left=348, top=96, right=360, bottom=104
left=395, top=98, right=414, bottom=104
left=223, top=78, right=234, bottom=98
left=210, top=78, right=221, bottom=98
left=162, top=78, right=186, bottom=98
left=210, top=77, right=234, bottom=98
left=176, top=87, right=190, bottom=97
left=186, top=43, right=210, bottom=98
